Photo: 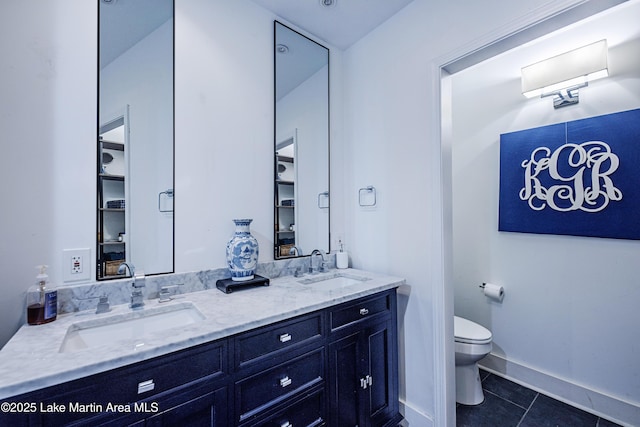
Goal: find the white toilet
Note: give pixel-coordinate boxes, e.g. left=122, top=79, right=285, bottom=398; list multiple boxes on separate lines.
left=454, top=316, right=492, bottom=405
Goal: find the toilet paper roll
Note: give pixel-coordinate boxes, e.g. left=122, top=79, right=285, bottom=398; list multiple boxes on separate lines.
left=483, top=282, right=504, bottom=302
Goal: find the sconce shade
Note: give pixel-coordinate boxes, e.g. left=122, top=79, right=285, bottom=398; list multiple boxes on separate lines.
left=522, top=40, right=608, bottom=98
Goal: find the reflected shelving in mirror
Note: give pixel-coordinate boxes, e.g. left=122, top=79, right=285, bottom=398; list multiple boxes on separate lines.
left=98, top=117, right=128, bottom=279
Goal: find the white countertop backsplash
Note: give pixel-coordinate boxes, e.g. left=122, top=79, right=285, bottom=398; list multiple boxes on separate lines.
left=0, top=263, right=404, bottom=399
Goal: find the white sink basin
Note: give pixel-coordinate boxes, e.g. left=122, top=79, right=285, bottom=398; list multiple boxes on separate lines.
left=298, top=272, right=371, bottom=289
left=59, top=302, right=205, bottom=353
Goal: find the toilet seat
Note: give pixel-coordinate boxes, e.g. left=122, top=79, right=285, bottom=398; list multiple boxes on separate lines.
left=454, top=316, right=492, bottom=345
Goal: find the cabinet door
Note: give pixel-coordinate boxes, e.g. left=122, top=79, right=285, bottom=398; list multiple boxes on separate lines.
left=146, top=384, right=228, bottom=427
left=328, top=319, right=400, bottom=427
left=364, top=319, right=399, bottom=427
left=328, top=331, right=363, bottom=427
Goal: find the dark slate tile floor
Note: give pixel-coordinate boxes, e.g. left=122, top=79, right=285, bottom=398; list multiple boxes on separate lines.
left=456, top=369, right=622, bottom=427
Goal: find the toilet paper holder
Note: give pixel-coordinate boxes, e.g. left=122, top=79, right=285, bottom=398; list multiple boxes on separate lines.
left=479, top=282, right=505, bottom=302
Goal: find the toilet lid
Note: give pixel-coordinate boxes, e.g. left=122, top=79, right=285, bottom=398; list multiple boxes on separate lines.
left=454, top=316, right=492, bottom=344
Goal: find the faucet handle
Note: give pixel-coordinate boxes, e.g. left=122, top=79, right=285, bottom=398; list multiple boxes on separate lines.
left=96, top=296, right=110, bottom=314
left=319, top=261, right=329, bottom=273
left=159, top=284, right=183, bottom=303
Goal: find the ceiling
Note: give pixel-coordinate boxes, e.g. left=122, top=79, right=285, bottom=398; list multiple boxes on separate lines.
left=453, top=0, right=639, bottom=79
left=99, top=0, right=638, bottom=78
left=99, top=0, right=413, bottom=69
left=445, top=0, right=632, bottom=74
left=250, top=0, right=415, bottom=50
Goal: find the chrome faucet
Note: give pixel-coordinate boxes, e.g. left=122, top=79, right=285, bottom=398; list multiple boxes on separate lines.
left=309, top=249, right=327, bottom=274
left=288, top=246, right=302, bottom=256
left=118, top=262, right=145, bottom=309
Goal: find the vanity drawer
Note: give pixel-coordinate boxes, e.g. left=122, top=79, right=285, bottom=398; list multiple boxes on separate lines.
left=330, top=292, right=391, bottom=331
left=235, top=312, right=323, bottom=367
left=246, top=387, right=326, bottom=427
left=236, top=348, right=324, bottom=423
left=110, top=339, right=227, bottom=403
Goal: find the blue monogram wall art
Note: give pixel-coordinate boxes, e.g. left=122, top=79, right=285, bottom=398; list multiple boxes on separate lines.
left=499, top=108, right=640, bottom=240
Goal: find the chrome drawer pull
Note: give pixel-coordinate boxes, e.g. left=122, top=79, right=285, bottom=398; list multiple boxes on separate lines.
left=279, top=333, right=292, bottom=343
left=280, top=376, right=292, bottom=388
left=359, top=308, right=369, bottom=316
left=280, top=422, right=292, bottom=427
left=137, top=379, right=155, bottom=394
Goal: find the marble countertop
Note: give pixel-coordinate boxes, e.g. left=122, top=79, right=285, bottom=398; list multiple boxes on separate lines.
left=0, top=268, right=404, bottom=399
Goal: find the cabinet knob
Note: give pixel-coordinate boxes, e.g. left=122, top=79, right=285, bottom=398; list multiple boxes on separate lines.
left=279, top=376, right=292, bottom=388
left=279, top=333, right=292, bottom=343
left=359, top=308, right=369, bottom=316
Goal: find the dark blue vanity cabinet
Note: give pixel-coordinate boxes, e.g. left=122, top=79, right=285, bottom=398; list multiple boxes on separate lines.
left=0, top=289, right=401, bottom=427
left=328, top=291, right=402, bottom=427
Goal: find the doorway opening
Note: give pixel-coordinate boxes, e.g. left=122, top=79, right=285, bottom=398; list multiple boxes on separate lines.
left=437, top=0, right=631, bottom=424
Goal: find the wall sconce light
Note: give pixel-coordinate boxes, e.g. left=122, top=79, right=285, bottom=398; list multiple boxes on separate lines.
left=521, top=39, right=608, bottom=108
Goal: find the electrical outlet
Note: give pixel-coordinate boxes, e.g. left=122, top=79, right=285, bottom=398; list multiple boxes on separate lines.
left=63, top=249, right=91, bottom=282
left=71, top=256, right=82, bottom=274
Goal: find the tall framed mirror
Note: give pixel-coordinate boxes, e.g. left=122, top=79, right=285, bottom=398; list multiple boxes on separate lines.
left=97, top=0, right=174, bottom=279
left=274, top=21, right=330, bottom=259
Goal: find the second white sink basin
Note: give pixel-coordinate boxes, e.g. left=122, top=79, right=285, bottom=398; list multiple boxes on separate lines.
left=59, top=302, right=205, bottom=353
left=298, top=272, right=371, bottom=289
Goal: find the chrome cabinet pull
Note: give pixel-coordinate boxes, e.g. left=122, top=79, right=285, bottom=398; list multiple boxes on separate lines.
left=280, top=422, right=292, bottom=427
left=280, top=376, right=292, bottom=388
left=279, top=333, right=292, bottom=343
left=359, top=308, right=369, bottom=316
left=137, top=379, right=155, bottom=394
left=360, top=375, right=373, bottom=389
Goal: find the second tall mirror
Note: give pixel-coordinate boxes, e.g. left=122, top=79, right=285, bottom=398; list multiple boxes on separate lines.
left=274, top=22, right=330, bottom=259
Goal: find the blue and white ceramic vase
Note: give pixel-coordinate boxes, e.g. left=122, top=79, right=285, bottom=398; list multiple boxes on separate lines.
left=226, top=219, right=259, bottom=281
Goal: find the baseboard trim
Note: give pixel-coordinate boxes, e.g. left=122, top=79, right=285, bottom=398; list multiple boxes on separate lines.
left=479, top=353, right=640, bottom=427
left=399, top=398, right=434, bottom=427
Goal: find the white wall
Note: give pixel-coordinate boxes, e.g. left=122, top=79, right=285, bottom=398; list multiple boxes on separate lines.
left=451, top=3, right=640, bottom=422
left=0, top=0, right=96, bottom=347
left=341, top=0, right=589, bottom=425
left=175, top=0, right=274, bottom=272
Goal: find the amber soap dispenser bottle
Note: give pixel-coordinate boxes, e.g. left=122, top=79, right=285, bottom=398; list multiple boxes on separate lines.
left=27, top=265, right=57, bottom=325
